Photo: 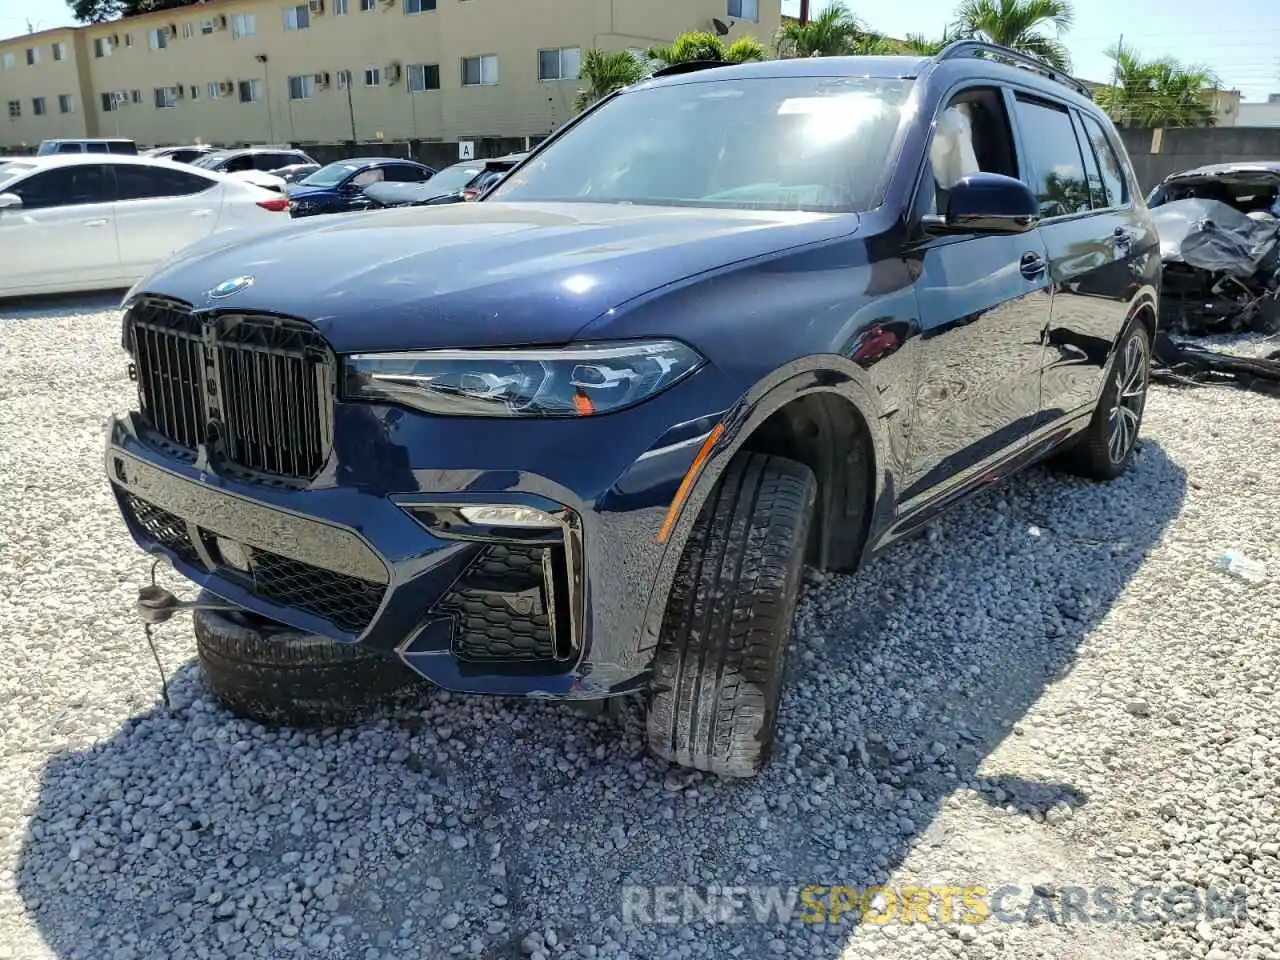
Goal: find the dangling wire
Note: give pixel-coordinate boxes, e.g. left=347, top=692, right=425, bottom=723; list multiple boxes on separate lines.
left=145, top=558, right=172, bottom=711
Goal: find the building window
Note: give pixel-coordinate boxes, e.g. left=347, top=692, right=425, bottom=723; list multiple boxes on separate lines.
left=407, top=63, right=440, bottom=93
left=284, top=5, right=311, bottom=30
left=7, top=101, right=19, bottom=118
left=461, top=55, right=498, bottom=87
left=232, top=14, right=256, bottom=39
left=130, top=89, right=142, bottom=104
left=364, top=66, right=380, bottom=87
left=201, top=19, right=216, bottom=35
left=239, top=79, right=263, bottom=103
left=148, top=28, right=168, bottom=50
left=1, top=53, right=13, bottom=69
left=125, top=33, right=134, bottom=46
left=189, top=85, right=200, bottom=100
left=206, top=81, right=221, bottom=98
left=404, top=0, right=436, bottom=13
left=154, top=87, right=179, bottom=109
left=52, top=42, right=67, bottom=61
left=32, top=97, right=46, bottom=116
left=336, top=69, right=352, bottom=89
left=727, top=0, right=759, bottom=21
left=58, top=94, right=74, bottom=113
left=288, top=74, right=316, bottom=100
left=334, top=0, right=348, bottom=13
left=360, top=0, right=376, bottom=9
left=26, top=47, right=39, bottom=65
left=182, top=22, right=195, bottom=39
left=538, top=47, right=581, bottom=81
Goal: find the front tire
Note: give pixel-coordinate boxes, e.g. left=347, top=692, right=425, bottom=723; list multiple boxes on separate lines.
left=647, top=452, right=817, bottom=778
left=1054, top=321, right=1151, bottom=481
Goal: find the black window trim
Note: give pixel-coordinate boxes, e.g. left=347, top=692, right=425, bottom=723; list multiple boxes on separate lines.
left=1071, top=106, right=1134, bottom=214
left=1006, top=86, right=1097, bottom=226
left=109, top=163, right=218, bottom=202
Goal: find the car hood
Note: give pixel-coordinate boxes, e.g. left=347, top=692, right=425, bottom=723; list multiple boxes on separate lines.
left=286, top=183, right=341, bottom=200
left=134, top=201, right=858, bottom=353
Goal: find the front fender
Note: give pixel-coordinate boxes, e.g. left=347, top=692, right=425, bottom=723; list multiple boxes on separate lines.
left=630, top=354, right=898, bottom=656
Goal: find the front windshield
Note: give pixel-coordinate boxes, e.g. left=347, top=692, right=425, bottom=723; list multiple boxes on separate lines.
left=0, top=162, right=35, bottom=192
left=489, top=75, right=913, bottom=213
left=425, top=163, right=486, bottom=194
left=299, top=162, right=362, bottom=187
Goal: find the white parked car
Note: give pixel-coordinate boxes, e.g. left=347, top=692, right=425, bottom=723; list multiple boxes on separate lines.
left=0, top=154, right=290, bottom=298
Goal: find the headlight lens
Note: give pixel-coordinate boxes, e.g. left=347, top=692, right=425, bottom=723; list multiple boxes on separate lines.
left=343, top=340, right=704, bottom=417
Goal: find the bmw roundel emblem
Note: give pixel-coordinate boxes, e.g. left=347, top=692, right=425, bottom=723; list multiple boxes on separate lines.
left=208, top=275, right=254, bottom=300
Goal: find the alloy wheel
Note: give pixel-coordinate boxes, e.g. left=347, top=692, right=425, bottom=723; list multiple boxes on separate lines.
left=1107, top=333, right=1148, bottom=464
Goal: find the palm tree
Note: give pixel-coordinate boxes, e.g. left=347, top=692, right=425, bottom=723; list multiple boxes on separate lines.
left=647, top=31, right=768, bottom=68
left=574, top=49, right=647, bottom=112
left=774, top=3, right=893, bottom=58
left=1094, top=43, right=1219, bottom=128
left=952, top=0, right=1074, bottom=70
left=899, top=28, right=961, bottom=56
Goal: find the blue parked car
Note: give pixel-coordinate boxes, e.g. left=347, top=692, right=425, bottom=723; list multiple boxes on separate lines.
left=286, top=157, right=436, bottom=217
left=107, top=42, right=1158, bottom=778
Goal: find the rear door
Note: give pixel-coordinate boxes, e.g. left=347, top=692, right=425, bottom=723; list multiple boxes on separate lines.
left=1007, top=92, right=1137, bottom=419
left=110, top=163, right=223, bottom=276
left=0, top=164, right=120, bottom=294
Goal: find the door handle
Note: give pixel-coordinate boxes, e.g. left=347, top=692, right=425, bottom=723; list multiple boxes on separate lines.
left=82, top=218, right=109, bottom=227
left=1019, top=252, right=1047, bottom=279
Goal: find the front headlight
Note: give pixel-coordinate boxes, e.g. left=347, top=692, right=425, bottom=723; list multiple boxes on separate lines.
left=343, top=340, right=704, bottom=417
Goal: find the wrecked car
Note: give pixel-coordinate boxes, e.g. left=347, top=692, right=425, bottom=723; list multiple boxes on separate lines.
left=1147, top=163, right=1280, bottom=334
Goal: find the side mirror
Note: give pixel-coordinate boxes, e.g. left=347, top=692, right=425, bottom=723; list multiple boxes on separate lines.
left=923, top=172, right=1040, bottom=235
left=0, top=192, right=21, bottom=210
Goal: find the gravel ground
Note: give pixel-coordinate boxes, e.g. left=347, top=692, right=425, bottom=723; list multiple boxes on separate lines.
left=1, top=298, right=1278, bottom=960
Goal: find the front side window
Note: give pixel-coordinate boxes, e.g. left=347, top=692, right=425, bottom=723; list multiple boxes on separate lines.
left=1011, top=95, right=1090, bottom=219
left=921, top=88, right=1018, bottom=216
left=407, top=63, right=440, bottom=93
left=115, top=165, right=214, bottom=200
left=461, top=55, right=498, bottom=87
left=538, top=47, right=581, bottom=82
left=232, top=14, right=256, bottom=39
left=288, top=75, right=316, bottom=100
left=284, top=5, right=310, bottom=30
left=491, top=76, right=914, bottom=213
left=1080, top=113, right=1129, bottom=208
left=10, top=165, right=113, bottom=210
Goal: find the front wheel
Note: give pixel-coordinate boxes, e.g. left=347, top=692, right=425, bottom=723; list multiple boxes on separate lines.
left=647, top=452, right=817, bottom=778
left=1054, top=321, right=1151, bottom=481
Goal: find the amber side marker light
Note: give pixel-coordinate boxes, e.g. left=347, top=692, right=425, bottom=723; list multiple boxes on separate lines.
left=655, top=423, right=725, bottom=544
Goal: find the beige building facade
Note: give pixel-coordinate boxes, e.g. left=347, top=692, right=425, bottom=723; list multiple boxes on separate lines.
left=1, top=0, right=781, bottom=150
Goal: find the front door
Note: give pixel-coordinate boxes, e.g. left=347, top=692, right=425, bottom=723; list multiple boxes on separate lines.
left=902, top=86, right=1053, bottom=502
left=0, top=164, right=120, bottom=294
left=110, top=164, right=223, bottom=277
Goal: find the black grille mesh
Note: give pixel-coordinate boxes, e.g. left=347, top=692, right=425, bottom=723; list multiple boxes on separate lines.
left=440, top=544, right=556, bottom=662
left=248, top=550, right=385, bottom=635
left=120, top=492, right=200, bottom=565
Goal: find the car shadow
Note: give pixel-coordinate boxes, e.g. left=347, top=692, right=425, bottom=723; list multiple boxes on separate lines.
left=15, top=441, right=1187, bottom=958
left=0, top=290, right=127, bottom=320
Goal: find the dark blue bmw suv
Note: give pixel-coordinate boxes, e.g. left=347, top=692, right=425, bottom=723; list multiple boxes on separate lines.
left=106, top=43, right=1159, bottom=777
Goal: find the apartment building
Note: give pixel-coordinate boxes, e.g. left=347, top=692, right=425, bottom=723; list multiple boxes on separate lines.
left=0, top=27, right=94, bottom=146
left=1, top=0, right=781, bottom=150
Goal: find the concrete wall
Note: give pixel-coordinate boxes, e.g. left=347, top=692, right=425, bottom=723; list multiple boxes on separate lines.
left=0, top=28, right=92, bottom=147
left=1, top=0, right=782, bottom=150
left=1118, top=126, right=1280, bottom=192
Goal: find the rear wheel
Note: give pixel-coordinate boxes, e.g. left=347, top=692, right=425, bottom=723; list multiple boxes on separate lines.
left=194, top=598, right=423, bottom=726
left=647, top=452, right=817, bottom=778
left=1054, top=321, right=1151, bottom=481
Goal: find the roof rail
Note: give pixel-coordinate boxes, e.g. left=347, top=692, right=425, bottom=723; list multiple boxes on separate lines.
left=934, top=40, right=1093, bottom=99
left=650, top=59, right=730, bottom=79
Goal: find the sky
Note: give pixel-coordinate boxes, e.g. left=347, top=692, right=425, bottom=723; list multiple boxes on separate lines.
left=2, top=0, right=1277, bottom=100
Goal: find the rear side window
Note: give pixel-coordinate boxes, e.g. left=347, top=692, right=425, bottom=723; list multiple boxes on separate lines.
left=383, top=164, right=428, bottom=183
left=10, top=165, right=113, bottom=209
left=115, top=165, right=215, bottom=200
left=86, top=142, right=109, bottom=153
left=108, top=141, right=137, bottom=154
left=1079, top=113, right=1128, bottom=208
left=55, top=143, right=81, bottom=154
left=223, top=154, right=254, bottom=172
left=1011, top=96, right=1090, bottom=218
